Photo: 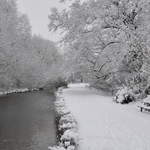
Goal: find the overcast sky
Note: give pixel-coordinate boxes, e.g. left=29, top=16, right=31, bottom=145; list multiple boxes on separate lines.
left=17, top=0, right=63, bottom=42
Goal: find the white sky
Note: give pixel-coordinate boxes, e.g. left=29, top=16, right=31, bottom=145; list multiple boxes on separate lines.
left=17, top=0, right=64, bottom=42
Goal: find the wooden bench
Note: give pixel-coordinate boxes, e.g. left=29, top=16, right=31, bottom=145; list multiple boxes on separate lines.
left=138, top=103, right=150, bottom=112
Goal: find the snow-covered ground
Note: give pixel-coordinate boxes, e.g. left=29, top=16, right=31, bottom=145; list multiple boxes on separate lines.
left=63, top=83, right=150, bottom=150
left=0, top=88, right=39, bottom=96
left=0, top=88, right=29, bottom=96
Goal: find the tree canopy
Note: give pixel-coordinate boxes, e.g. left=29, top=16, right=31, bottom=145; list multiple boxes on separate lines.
left=49, top=0, right=150, bottom=92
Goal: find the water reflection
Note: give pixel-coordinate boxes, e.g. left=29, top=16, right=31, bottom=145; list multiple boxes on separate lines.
left=0, top=91, right=56, bottom=150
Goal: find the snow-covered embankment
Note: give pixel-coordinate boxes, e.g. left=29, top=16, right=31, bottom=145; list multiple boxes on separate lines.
left=0, top=88, right=40, bottom=96
left=49, top=88, right=79, bottom=150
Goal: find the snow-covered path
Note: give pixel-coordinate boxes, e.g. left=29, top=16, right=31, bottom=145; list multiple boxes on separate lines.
left=63, top=84, right=150, bottom=150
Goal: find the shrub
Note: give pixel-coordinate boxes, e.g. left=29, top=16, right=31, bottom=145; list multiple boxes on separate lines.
left=44, top=78, right=68, bottom=90
left=145, top=86, right=150, bottom=95
left=55, top=78, right=68, bottom=89
left=113, top=86, right=135, bottom=104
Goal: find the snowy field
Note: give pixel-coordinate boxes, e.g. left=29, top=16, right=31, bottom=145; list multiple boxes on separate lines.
left=63, top=84, right=150, bottom=150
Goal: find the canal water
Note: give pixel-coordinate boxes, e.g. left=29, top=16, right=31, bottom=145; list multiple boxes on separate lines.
left=0, top=90, right=56, bottom=150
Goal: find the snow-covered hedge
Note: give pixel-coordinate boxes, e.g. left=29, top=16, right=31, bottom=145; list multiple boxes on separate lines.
left=0, top=88, right=40, bottom=96
left=48, top=88, right=78, bottom=150
left=113, top=86, right=135, bottom=104
left=0, top=88, right=30, bottom=96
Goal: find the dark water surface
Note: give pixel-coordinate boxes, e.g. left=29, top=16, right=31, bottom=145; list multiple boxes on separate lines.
left=0, top=91, right=56, bottom=150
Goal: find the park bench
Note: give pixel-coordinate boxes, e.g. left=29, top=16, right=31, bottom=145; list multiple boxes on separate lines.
left=138, top=99, right=150, bottom=112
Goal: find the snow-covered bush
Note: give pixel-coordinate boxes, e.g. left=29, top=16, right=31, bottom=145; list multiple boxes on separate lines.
left=113, top=86, right=135, bottom=104
left=44, top=78, right=68, bottom=91
left=61, top=129, right=78, bottom=146
left=48, top=145, right=75, bottom=150
left=49, top=88, right=78, bottom=150
left=145, top=86, right=150, bottom=95
left=48, top=146, right=66, bottom=150
left=0, top=88, right=30, bottom=96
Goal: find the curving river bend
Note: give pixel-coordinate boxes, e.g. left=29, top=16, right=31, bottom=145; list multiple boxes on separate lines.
left=0, top=90, right=56, bottom=150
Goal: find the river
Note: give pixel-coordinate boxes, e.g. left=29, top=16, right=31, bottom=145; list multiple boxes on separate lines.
left=0, top=90, right=56, bottom=150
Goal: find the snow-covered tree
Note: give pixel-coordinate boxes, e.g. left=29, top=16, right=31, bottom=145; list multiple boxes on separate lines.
left=49, top=0, right=150, bottom=91
left=0, top=0, right=62, bottom=90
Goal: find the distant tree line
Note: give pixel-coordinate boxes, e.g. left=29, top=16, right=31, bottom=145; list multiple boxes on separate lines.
left=0, top=0, right=62, bottom=91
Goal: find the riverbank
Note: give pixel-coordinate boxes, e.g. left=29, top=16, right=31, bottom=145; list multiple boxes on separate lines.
left=63, top=83, right=150, bottom=150
left=0, top=88, right=39, bottom=96
left=49, top=88, right=78, bottom=150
